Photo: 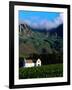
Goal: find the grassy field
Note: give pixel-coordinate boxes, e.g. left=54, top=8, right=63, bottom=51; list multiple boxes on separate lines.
left=19, top=64, right=63, bottom=79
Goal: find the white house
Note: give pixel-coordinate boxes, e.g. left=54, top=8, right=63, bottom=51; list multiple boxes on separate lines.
left=24, top=59, right=35, bottom=68
left=36, top=58, right=41, bottom=66
left=24, top=58, right=41, bottom=68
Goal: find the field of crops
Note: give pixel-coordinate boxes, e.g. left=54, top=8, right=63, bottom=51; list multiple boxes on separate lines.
left=19, top=64, right=63, bottom=79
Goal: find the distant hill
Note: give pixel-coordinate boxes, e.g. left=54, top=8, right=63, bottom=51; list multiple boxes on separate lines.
left=48, top=24, right=63, bottom=37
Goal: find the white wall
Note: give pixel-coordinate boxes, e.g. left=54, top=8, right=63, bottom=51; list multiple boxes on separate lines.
left=0, top=0, right=72, bottom=90
left=36, top=59, right=41, bottom=66
left=25, top=63, right=35, bottom=67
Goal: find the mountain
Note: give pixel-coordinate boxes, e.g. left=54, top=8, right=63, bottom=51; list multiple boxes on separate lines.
left=48, top=24, right=63, bottom=37
left=19, top=23, right=63, bottom=57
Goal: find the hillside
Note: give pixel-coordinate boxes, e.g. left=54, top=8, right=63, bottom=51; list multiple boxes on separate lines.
left=19, top=23, right=63, bottom=60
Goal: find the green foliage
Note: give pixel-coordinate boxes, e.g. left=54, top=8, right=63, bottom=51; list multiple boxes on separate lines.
left=19, top=64, right=63, bottom=79
left=19, top=29, right=63, bottom=55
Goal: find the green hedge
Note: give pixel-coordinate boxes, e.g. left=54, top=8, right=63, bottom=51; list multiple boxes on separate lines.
left=19, top=64, right=63, bottom=79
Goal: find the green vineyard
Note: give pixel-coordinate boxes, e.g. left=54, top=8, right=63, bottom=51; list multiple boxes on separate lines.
left=19, top=64, right=63, bottom=79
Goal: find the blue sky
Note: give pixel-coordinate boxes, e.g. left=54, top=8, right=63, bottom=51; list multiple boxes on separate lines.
left=19, top=10, right=63, bottom=30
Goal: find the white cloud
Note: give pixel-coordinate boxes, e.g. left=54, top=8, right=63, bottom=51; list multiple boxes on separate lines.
left=19, top=13, right=63, bottom=30
left=54, top=13, right=63, bottom=27
left=19, top=20, right=31, bottom=25
left=39, top=19, right=55, bottom=30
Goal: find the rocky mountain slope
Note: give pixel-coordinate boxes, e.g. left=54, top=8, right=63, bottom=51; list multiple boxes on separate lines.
left=19, top=23, right=63, bottom=58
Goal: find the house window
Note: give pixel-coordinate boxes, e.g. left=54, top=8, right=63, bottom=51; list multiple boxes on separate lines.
left=38, top=61, right=40, bottom=63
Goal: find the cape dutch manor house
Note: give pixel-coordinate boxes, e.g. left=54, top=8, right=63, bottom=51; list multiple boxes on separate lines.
left=19, top=58, right=41, bottom=68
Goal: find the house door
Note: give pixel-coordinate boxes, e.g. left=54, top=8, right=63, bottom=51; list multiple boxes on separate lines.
left=38, top=64, right=40, bottom=66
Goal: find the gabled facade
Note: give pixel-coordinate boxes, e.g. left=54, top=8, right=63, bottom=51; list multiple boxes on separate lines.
left=24, top=59, right=35, bottom=67
left=36, top=58, right=41, bottom=66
